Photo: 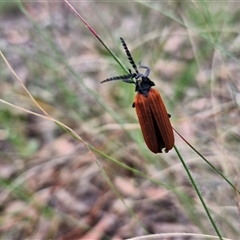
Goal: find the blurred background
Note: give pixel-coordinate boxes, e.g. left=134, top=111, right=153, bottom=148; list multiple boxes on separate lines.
left=0, top=1, right=240, bottom=239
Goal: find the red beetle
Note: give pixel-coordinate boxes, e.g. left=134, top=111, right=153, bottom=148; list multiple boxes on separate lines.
left=101, top=38, right=174, bottom=153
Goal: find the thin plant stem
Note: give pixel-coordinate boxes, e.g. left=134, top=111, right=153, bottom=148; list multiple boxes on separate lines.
left=64, top=0, right=129, bottom=74
left=173, top=127, right=240, bottom=195
left=174, top=145, right=223, bottom=240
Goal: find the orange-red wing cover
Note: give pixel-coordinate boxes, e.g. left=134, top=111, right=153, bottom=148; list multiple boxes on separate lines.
left=134, top=88, right=174, bottom=153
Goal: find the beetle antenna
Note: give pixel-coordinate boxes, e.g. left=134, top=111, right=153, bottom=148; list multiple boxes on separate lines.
left=100, top=73, right=134, bottom=83
left=120, top=37, right=139, bottom=74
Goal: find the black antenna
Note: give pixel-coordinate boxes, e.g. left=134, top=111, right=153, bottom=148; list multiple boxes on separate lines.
left=120, top=37, right=139, bottom=74
left=101, top=38, right=141, bottom=84
left=101, top=73, right=134, bottom=83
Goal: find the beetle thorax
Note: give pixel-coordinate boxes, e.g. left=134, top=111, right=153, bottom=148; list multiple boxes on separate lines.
left=135, top=77, right=155, bottom=97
